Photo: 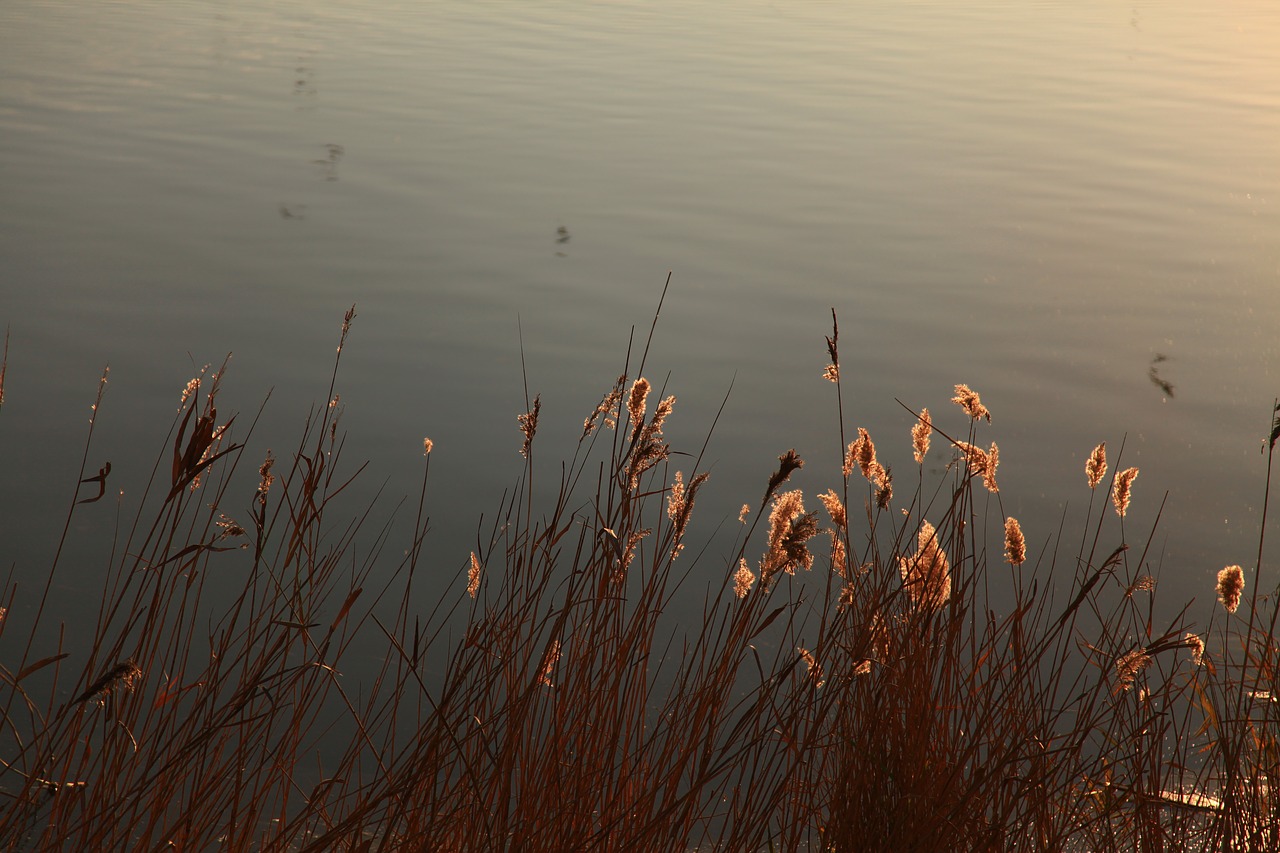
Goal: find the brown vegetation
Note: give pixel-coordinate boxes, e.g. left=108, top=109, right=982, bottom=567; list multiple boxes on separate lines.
left=1, top=306, right=1278, bottom=852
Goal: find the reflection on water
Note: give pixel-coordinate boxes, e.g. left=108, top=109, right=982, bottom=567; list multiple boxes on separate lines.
left=0, top=0, right=1277, bottom=637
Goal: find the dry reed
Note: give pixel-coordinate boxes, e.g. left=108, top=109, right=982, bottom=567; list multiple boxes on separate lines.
left=3, top=305, right=1279, bottom=853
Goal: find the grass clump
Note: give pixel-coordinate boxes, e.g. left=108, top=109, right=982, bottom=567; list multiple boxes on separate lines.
left=0, top=302, right=1278, bottom=852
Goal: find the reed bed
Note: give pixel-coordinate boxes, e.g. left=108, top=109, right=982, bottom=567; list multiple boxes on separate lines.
left=0, top=303, right=1277, bottom=852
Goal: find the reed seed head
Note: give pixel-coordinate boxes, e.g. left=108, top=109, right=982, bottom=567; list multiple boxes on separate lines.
left=539, top=640, right=561, bottom=687
left=845, top=428, right=881, bottom=483
left=952, top=384, right=991, bottom=422
left=1184, top=632, right=1205, bottom=666
left=667, top=471, right=709, bottom=559
left=874, top=467, right=893, bottom=508
left=582, top=387, right=623, bottom=438
left=1086, top=442, right=1107, bottom=489
left=650, top=394, right=675, bottom=435
left=899, top=520, right=951, bottom=612
left=337, top=304, right=356, bottom=353
left=799, top=647, right=825, bottom=688
left=912, top=408, right=932, bottom=464
left=467, top=552, right=482, bottom=598
left=1112, top=467, right=1138, bottom=517
left=627, top=377, right=651, bottom=436
left=759, top=490, right=819, bottom=588
left=1217, top=565, right=1244, bottom=614
left=738, top=504, right=751, bottom=524
left=216, top=513, right=246, bottom=542
left=818, top=489, right=847, bottom=531
left=256, top=452, right=275, bottom=506
left=1125, top=575, right=1156, bottom=597
left=733, top=558, right=756, bottom=598
left=765, top=450, right=805, bottom=503
left=179, top=376, right=202, bottom=410
left=1114, top=648, right=1151, bottom=694
left=829, top=530, right=848, bottom=579
left=823, top=364, right=839, bottom=383
left=75, top=659, right=143, bottom=707
left=517, top=395, right=541, bottom=458
left=423, top=437, right=434, bottom=456
left=667, top=471, right=686, bottom=523
left=956, top=441, right=999, bottom=493
left=615, top=529, right=650, bottom=581
left=1004, top=516, right=1026, bottom=566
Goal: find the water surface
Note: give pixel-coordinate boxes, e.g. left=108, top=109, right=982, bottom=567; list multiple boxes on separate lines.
left=2, top=0, right=1278, bottom=642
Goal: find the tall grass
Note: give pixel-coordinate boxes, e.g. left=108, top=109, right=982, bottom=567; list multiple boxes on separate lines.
left=0, top=303, right=1277, bottom=851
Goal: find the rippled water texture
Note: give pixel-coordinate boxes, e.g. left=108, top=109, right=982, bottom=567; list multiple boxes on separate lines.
left=1, top=1, right=1278, bottom=628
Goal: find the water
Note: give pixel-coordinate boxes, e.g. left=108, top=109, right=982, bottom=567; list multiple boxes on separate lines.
left=2, top=0, right=1279, bottom=646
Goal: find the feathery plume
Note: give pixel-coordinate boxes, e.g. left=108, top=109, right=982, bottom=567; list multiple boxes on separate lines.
left=74, top=659, right=143, bottom=707
left=649, top=394, right=675, bottom=435
left=423, top=437, right=433, bottom=456
left=822, top=364, right=839, bottom=383
left=667, top=471, right=709, bottom=559
left=1184, top=632, right=1205, bottom=666
left=818, top=489, right=847, bottom=531
left=733, top=559, right=756, bottom=598
left=738, top=504, right=751, bottom=524
left=899, top=520, right=951, bottom=612
left=952, top=384, right=991, bottom=422
left=1217, top=565, right=1244, bottom=614
left=829, top=530, right=848, bottom=579
left=759, top=490, right=820, bottom=588
left=764, top=450, right=805, bottom=505
left=256, top=452, right=276, bottom=506
left=337, top=304, right=356, bottom=353
left=667, top=471, right=685, bottom=522
left=1125, top=575, right=1156, bottom=597
left=582, top=386, right=623, bottom=438
left=467, top=552, right=482, bottom=598
left=179, top=375, right=202, bottom=410
left=627, top=377, right=651, bottom=439
left=955, top=441, right=999, bottom=493
left=1112, top=467, right=1138, bottom=517
left=614, top=529, right=650, bottom=582
left=983, top=442, right=999, bottom=492
left=874, top=466, right=893, bottom=509
left=1086, top=442, right=1107, bottom=489
left=216, top=513, right=246, bottom=542
left=912, top=408, right=932, bottom=464
left=845, top=428, right=878, bottom=482
left=517, top=395, right=541, bottom=458
left=625, top=392, right=676, bottom=491
left=1004, top=517, right=1026, bottom=565
left=1114, top=648, right=1151, bottom=694
left=799, top=647, right=825, bottom=688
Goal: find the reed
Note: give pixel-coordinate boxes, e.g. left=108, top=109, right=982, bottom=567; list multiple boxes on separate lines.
left=0, top=303, right=1277, bottom=852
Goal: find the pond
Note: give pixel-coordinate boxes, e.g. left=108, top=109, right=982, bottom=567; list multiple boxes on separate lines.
left=2, top=0, right=1278, bottom=650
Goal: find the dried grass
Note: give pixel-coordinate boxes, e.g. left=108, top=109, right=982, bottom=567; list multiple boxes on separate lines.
left=2, top=306, right=1278, bottom=852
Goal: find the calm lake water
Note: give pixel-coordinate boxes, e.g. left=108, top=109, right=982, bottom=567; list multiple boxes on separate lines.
left=2, top=1, right=1278, bottom=648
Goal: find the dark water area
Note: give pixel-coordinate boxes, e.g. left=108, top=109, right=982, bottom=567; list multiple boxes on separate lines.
left=2, top=0, right=1279, bottom=673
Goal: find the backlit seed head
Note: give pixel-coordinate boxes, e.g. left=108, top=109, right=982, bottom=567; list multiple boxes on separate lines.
left=1004, top=516, right=1026, bottom=566
left=912, top=408, right=932, bottom=464
left=1086, top=442, right=1107, bottom=490
left=1217, top=565, right=1245, bottom=614
left=1112, top=467, right=1139, bottom=517
left=952, top=384, right=991, bottom=423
